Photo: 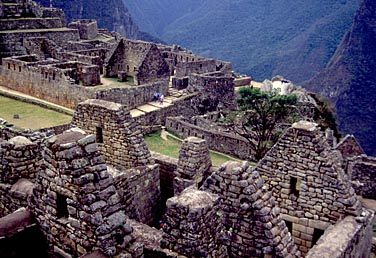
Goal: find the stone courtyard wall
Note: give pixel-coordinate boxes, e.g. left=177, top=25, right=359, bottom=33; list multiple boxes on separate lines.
left=347, top=155, right=376, bottom=199
left=166, top=116, right=252, bottom=159
left=175, top=59, right=217, bottom=77
left=306, top=210, right=374, bottom=258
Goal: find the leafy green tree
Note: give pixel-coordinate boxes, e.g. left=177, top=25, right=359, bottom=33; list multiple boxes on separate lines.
left=228, top=87, right=297, bottom=161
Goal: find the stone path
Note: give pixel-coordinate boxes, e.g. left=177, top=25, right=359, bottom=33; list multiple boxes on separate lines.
left=129, top=85, right=184, bottom=118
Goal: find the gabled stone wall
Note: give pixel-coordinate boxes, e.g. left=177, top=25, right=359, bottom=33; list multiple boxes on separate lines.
left=335, top=134, right=365, bottom=160
left=254, top=121, right=362, bottom=255
left=202, top=161, right=301, bottom=257
left=105, top=39, right=170, bottom=85
left=71, top=99, right=153, bottom=170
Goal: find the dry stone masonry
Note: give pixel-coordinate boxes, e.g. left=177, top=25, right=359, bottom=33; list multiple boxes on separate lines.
left=173, top=136, right=212, bottom=195
left=162, top=188, right=228, bottom=258
left=71, top=99, right=153, bottom=170
left=202, top=161, right=301, bottom=257
left=0, top=1, right=375, bottom=257
left=29, top=128, right=137, bottom=257
left=254, top=121, right=363, bottom=255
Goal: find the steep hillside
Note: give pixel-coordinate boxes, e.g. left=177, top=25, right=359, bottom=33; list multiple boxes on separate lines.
left=124, top=0, right=359, bottom=82
left=35, top=0, right=162, bottom=42
left=303, top=0, right=376, bottom=156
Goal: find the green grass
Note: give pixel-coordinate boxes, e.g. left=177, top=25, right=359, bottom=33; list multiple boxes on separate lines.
left=102, top=76, right=135, bottom=86
left=0, top=95, right=72, bottom=130
left=144, top=131, right=242, bottom=166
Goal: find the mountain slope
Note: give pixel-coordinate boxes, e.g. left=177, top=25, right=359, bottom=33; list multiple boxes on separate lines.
left=35, top=0, right=162, bottom=42
left=124, top=0, right=360, bottom=82
left=303, top=0, right=376, bottom=156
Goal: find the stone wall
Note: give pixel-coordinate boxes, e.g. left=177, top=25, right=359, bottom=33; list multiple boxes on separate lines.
left=0, top=57, right=96, bottom=109
left=175, top=59, right=217, bottom=77
left=335, top=134, right=365, bottom=160
left=0, top=136, right=40, bottom=184
left=347, top=155, right=376, bottom=199
left=173, top=137, right=212, bottom=195
left=0, top=29, right=80, bottom=59
left=254, top=121, right=362, bottom=255
left=202, top=161, right=301, bottom=257
left=306, top=210, right=374, bottom=258
left=166, top=116, right=252, bottom=159
left=151, top=152, right=178, bottom=210
left=95, top=80, right=169, bottom=110
left=161, top=188, right=228, bottom=258
left=188, top=72, right=236, bottom=112
left=0, top=179, right=33, bottom=217
left=0, top=17, right=63, bottom=30
left=29, top=129, right=137, bottom=257
left=111, top=164, right=161, bottom=226
left=134, top=94, right=199, bottom=128
left=68, top=19, right=98, bottom=40
left=71, top=99, right=153, bottom=170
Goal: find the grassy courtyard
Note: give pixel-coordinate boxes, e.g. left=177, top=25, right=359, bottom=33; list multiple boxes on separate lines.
left=0, top=95, right=72, bottom=130
left=144, top=131, right=242, bottom=167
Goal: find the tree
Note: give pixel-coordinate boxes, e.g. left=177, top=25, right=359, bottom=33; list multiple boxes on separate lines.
left=226, top=87, right=297, bottom=161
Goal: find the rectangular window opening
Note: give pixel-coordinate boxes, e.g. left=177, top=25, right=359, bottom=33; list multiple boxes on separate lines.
left=56, top=194, right=69, bottom=219
left=312, top=228, right=325, bottom=246
left=96, top=126, right=104, bottom=143
left=285, top=220, right=293, bottom=234
left=290, top=176, right=301, bottom=197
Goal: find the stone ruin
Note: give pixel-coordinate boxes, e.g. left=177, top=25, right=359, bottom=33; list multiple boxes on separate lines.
left=0, top=0, right=375, bottom=257
left=0, top=95, right=374, bottom=258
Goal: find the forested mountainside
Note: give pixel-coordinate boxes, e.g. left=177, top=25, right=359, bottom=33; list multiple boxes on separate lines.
left=35, top=0, right=162, bottom=43
left=303, top=0, right=376, bottom=156
left=124, top=0, right=360, bottom=83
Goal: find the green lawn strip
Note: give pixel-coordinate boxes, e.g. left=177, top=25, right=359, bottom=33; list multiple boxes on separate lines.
left=0, top=95, right=72, bottom=130
left=144, top=131, right=243, bottom=166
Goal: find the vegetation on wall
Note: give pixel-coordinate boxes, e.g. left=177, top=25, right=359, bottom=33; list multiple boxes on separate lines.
left=221, top=87, right=297, bottom=161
